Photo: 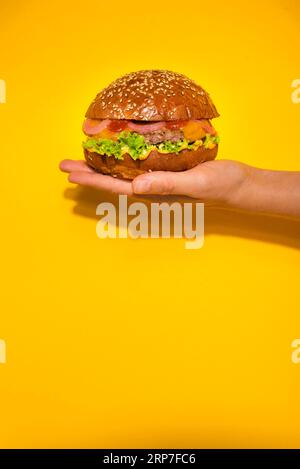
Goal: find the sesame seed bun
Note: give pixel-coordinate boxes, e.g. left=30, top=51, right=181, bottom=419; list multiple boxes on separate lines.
left=85, top=70, right=219, bottom=121
left=84, top=145, right=218, bottom=180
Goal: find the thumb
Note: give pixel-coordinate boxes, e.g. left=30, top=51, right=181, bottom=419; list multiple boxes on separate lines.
left=132, top=171, right=194, bottom=196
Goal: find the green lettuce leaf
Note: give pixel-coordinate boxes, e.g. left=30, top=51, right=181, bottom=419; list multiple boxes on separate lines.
left=203, top=134, right=220, bottom=148
left=83, top=138, right=123, bottom=159
left=157, top=140, right=186, bottom=154
left=117, top=131, right=148, bottom=160
left=83, top=131, right=220, bottom=160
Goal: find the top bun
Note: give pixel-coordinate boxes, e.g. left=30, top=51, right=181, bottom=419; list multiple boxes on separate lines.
left=85, top=70, right=219, bottom=121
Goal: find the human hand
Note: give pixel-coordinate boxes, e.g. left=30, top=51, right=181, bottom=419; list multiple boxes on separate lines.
left=59, top=159, right=250, bottom=204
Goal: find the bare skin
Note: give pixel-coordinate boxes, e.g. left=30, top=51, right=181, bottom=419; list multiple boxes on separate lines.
left=59, top=159, right=300, bottom=219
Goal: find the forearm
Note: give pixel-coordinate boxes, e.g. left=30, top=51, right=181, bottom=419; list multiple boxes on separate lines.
left=227, top=166, right=300, bottom=218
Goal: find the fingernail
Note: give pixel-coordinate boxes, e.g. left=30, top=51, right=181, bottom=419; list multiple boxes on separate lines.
left=133, top=178, right=152, bottom=194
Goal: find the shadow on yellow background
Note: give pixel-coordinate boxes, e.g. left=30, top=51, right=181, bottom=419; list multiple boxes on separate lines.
left=64, top=186, right=300, bottom=250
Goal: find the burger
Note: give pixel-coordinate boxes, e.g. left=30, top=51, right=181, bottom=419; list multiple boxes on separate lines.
left=83, top=70, right=219, bottom=180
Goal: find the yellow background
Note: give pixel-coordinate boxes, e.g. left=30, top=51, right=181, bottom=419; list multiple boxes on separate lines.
left=0, top=0, right=300, bottom=448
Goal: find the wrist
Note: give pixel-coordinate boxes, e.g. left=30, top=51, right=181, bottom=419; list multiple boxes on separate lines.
left=220, top=162, right=255, bottom=207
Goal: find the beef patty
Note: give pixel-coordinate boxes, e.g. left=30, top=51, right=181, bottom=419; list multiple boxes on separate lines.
left=143, top=128, right=184, bottom=145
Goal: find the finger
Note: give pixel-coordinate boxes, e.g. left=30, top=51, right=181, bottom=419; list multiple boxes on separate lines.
left=59, top=159, right=94, bottom=173
left=132, top=170, right=199, bottom=197
left=68, top=171, right=133, bottom=195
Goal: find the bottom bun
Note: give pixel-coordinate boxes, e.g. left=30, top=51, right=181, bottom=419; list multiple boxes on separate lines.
left=84, top=144, right=218, bottom=180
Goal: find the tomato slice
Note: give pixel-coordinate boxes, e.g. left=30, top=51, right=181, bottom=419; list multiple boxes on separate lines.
left=108, top=120, right=128, bottom=132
